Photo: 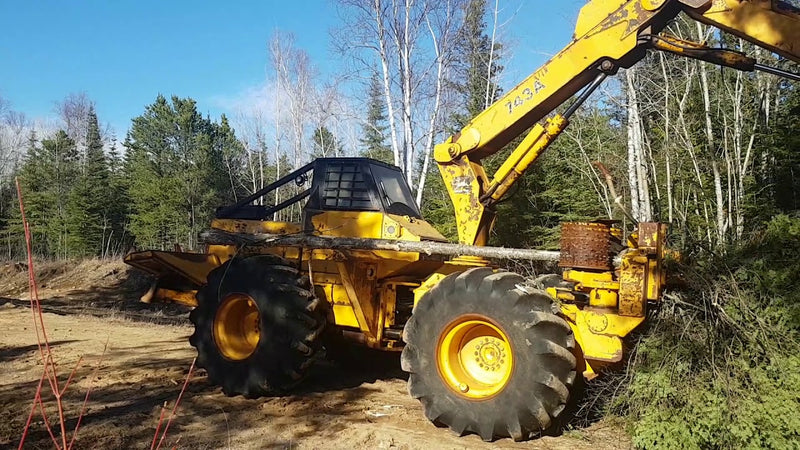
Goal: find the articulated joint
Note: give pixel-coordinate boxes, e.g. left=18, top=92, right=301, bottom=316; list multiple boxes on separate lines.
left=434, top=128, right=482, bottom=163
left=434, top=142, right=459, bottom=163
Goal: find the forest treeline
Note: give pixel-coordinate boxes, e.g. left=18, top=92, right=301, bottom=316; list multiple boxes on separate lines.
left=2, top=6, right=796, bottom=259
left=0, top=2, right=799, bottom=447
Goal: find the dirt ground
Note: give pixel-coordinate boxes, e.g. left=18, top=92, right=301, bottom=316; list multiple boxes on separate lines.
left=0, top=260, right=631, bottom=449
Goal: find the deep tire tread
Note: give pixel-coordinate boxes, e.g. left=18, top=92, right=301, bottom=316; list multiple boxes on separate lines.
left=402, top=267, right=576, bottom=442
left=190, top=255, right=325, bottom=397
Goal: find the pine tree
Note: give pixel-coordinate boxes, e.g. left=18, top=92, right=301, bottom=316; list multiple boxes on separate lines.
left=492, top=106, right=623, bottom=248
left=124, top=95, right=239, bottom=250
left=450, top=0, right=503, bottom=128
left=757, top=80, right=800, bottom=215
left=360, top=72, right=393, bottom=164
left=104, top=137, right=131, bottom=255
left=126, top=96, right=191, bottom=250
left=2, top=131, right=40, bottom=257
left=312, top=126, right=342, bottom=158
left=18, top=130, right=79, bottom=257
left=66, top=106, right=111, bottom=256
left=216, top=115, right=248, bottom=203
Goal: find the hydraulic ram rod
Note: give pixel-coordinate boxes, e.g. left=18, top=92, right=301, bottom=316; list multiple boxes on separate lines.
left=200, top=229, right=561, bottom=262
left=754, top=63, right=800, bottom=82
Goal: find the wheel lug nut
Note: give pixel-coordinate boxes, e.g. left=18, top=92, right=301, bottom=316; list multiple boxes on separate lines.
left=458, top=383, right=469, bottom=393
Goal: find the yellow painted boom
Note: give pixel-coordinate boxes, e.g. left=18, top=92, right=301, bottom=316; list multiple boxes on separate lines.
left=435, top=0, right=800, bottom=247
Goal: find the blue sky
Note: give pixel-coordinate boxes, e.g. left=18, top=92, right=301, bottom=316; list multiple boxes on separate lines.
left=1, top=1, right=585, bottom=136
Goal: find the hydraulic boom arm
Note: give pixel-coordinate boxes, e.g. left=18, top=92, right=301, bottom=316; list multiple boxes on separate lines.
left=436, top=0, right=800, bottom=246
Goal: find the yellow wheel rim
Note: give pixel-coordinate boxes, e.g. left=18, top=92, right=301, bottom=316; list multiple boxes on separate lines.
left=213, top=293, right=260, bottom=361
left=437, top=316, right=513, bottom=399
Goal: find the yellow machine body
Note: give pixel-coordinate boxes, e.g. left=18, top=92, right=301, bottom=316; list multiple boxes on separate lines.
left=127, top=200, right=481, bottom=350
left=127, top=214, right=667, bottom=376
left=125, top=0, right=799, bottom=377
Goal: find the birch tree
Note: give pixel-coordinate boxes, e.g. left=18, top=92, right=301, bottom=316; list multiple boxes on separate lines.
left=0, top=98, right=29, bottom=178
left=269, top=32, right=313, bottom=171
left=234, top=110, right=270, bottom=202
left=335, top=0, right=467, bottom=204
left=415, top=0, right=462, bottom=205
left=624, top=67, right=652, bottom=222
left=54, top=92, right=93, bottom=167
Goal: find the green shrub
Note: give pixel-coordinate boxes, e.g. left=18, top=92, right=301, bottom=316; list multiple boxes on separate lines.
left=611, top=215, right=800, bottom=449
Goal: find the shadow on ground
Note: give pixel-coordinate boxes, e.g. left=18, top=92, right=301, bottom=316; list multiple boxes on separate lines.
left=0, top=340, right=78, bottom=363
left=1, top=337, right=407, bottom=448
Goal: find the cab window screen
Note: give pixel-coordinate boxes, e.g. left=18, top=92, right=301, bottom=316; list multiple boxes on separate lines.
left=322, top=163, right=376, bottom=209
left=371, top=164, right=421, bottom=217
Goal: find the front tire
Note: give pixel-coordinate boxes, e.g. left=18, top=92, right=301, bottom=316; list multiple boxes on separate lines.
left=401, top=268, right=576, bottom=441
left=189, top=255, right=325, bottom=397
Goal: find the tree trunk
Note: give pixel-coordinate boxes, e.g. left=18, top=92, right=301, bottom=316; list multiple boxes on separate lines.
left=712, top=160, right=726, bottom=243
left=625, top=68, right=651, bottom=221
left=659, top=52, right=673, bottom=223
left=200, top=228, right=562, bottom=262
left=484, top=0, right=500, bottom=109
left=400, top=0, right=416, bottom=187
left=374, top=0, right=403, bottom=169
left=416, top=2, right=453, bottom=207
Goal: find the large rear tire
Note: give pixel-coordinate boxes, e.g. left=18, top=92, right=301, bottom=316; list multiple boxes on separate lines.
left=189, top=255, right=325, bottom=397
left=401, top=267, right=576, bottom=441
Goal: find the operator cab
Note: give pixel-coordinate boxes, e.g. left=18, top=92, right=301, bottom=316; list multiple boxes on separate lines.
left=216, top=157, right=421, bottom=221
left=215, top=157, right=443, bottom=242
left=304, top=158, right=421, bottom=218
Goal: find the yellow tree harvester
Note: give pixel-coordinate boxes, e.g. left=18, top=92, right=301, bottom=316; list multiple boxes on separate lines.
left=126, top=0, right=800, bottom=441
